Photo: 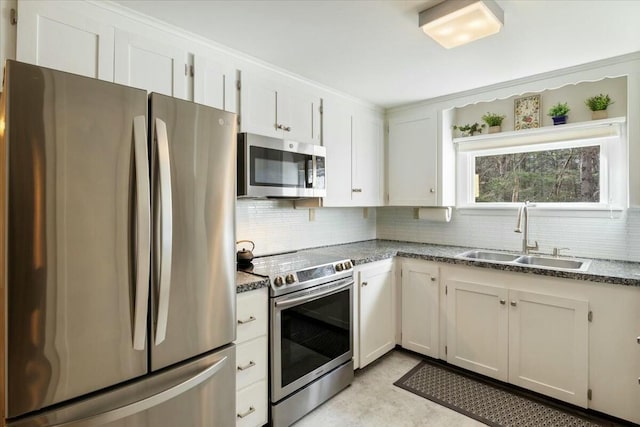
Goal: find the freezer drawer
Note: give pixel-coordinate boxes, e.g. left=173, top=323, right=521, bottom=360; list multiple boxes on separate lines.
left=7, top=345, right=236, bottom=427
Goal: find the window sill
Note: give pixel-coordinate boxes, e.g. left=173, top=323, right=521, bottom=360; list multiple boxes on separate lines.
left=456, top=204, right=625, bottom=219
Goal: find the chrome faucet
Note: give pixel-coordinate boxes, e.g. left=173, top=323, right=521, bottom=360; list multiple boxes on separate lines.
left=514, top=201, right=539, bottom=254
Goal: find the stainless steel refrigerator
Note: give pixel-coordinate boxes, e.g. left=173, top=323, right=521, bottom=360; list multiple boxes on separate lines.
left=0, top=60, right=237, bottom=427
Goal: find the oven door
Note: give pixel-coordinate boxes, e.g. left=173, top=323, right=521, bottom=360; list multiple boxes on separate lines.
left=270, top=278, right=353, bottom=402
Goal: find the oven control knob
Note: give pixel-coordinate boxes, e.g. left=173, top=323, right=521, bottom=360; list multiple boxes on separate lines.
left=273, top=276, right=284, bottom=287
left=285, top=274, right=296, bottom=284
left=335, top=263, right=344, bottom=272
left=344, top=261, right=352, bottom=269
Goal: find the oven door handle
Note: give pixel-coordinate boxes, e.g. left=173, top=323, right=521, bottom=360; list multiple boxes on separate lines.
left=274, top=280, right=353, bottom=309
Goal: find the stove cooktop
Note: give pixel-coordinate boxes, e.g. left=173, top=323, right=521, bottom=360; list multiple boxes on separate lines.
left=242, top=252, right=354, bottom=297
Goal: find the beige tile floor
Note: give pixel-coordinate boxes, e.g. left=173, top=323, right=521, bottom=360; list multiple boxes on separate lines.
left=293, top=350, right=485, bottom=427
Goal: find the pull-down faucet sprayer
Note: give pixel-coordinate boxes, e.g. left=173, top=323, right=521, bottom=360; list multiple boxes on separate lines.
left=514, top=201, right=539, bottom=255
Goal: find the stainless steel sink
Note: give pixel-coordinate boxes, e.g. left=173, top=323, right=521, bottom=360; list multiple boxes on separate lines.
left=456, top=250, right=520, bottom=263
left=514, top=255, right=591, bottom=271
left=455, top=249, right=591, bottom=272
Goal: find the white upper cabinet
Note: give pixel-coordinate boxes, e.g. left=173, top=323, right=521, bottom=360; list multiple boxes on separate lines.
left=388, top=114, right=438, bottom=206
left=323, top=98, right=354, bottom=206
left=352, top=110, right=384, bottom=206
left=240, top=72, right=321, bottom=145
left=193, top=55, right=237, bottom=113
left=16, top=0, right=114, bottom=81
left=323, top=97, right=384, bottom=207
left=114, top=30, right=189, bottom=99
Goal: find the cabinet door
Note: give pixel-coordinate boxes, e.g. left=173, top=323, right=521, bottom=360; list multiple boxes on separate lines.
left=114, top=30, right=188, bottom=98
left=322, top=98, right=354, bottom=206
left=508, top=290, right=588, bottom=407
left=388, top=115, right=438, bottom=206
left=446, top=280, right=508, bottom=381
left=16, top=0, right=114, bottom=80
left=193, top=55, right=237, bottom=113
left=352, top=111, right=383, bottom=206
left=401, top=262, right=439, bottom=358
left=278, top=88, right=321, bottom=145
left=239, top=73, right=279, bottom=137
left=359, top=260, right=395, bottom=368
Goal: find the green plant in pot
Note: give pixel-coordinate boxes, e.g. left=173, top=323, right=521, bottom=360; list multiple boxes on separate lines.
left=452, top=122, right=485, bottom=137
left=547, top=102, right=570, bottom=125
left=585, top=93, right=613, bottom=120
left=481, top=112, right=506, bottom=134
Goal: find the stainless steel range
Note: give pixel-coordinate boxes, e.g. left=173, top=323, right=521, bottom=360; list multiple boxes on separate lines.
left=248, top=252, right=354, bottom=427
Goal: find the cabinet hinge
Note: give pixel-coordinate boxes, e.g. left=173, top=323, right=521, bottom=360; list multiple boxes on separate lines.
left=189, top=65, right=194, bottom=77
left=236, top=80, right=241, bottom=91
left=445, top=345, right=447, bottom=355
left=10, top=8, right=17, bottom=25
left=588, top=310, right=593, bottom=322
left=445, top=285, right=448, bottom=295
left=184, top=64, right=188, bottom=76
left=237, top=115, right=241, bottom=126
left=319, top=104, right=323, bottom=114
left=587, top=389, right=592, bottom=400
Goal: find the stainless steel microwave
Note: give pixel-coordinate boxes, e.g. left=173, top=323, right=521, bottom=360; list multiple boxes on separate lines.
left=237, top=133, right=326, bottom=198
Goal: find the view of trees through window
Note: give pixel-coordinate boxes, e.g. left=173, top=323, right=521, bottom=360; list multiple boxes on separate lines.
left=475, top=146, right=600, bottom=203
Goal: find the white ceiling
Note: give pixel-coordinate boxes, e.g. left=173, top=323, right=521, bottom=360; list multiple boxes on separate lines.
left=113, top=0, right=640, bottom=108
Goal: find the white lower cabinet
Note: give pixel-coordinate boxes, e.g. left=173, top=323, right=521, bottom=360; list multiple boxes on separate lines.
left=235, top=288, right=268, bottom=427
left=444, top=269, right=589, bottom=407
left=236, top=380, right=268, bottom=427
left=356, top=259, right=395, bottom=369
left=401, top=261, right=439, bottom=358
left=508, top=290, right=588, bottom=406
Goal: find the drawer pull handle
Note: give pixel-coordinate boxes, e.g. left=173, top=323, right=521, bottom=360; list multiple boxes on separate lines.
left=237, top=406, right=255, bottom=419
left=237, top=361, right=256, bottom=371
left=510, top=301, right=517, bottom=307
left=500, top=299, right=506, bottom=305
left=361, top=282, right=368, bottom=287
left=237, top=316, right=256, bottom=325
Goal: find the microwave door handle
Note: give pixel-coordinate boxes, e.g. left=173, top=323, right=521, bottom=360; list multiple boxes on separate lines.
left=132, top=116, right=150, bottom=351
left=154, top=118, right=173, bottom=346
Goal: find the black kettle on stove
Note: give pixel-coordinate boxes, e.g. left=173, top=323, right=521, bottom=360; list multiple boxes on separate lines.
left=236, top=240, right=255, bottom=267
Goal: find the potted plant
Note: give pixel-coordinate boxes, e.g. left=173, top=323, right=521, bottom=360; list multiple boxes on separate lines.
left=585, top=93, right=613, bottom=120
left=481, top=112, right=506, bottom=134
left=452, top=122, right=485, bottom=137
left=547, top=102, right=570, bottom=125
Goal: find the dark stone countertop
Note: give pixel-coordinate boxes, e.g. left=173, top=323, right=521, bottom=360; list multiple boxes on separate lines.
left=299, top=239, right=640, bottom=287
left=236, top=271, right=270, bottom=294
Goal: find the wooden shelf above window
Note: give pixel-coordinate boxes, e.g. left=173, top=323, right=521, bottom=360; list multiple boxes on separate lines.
left=454, top=116, right=626, bottom=151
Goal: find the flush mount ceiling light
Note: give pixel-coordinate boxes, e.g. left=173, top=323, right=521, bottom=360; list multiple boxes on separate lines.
left=419, top=0, right=504, bottom=49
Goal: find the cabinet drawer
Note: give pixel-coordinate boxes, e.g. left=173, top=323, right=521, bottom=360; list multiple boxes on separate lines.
left=236, top=288, right=268, bottom=344
left=236, top=380, right=268, bottom=427
left=236, top=336, right=268, bottom=390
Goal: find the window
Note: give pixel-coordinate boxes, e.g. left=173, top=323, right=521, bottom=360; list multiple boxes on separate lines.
left=475, top=145, right=600, bottom=203
left=455, top=120, right=627, bottom=210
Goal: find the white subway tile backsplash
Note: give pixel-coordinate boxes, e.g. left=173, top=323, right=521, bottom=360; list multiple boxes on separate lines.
left=377, top=207, right=640, bottom=262
left=236, top=200, right=638, bottom=262
left=236, top=200, right=376, bottom=256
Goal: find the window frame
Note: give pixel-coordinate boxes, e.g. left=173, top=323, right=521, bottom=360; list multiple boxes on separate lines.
left=456, top=132, right=626, bottom=211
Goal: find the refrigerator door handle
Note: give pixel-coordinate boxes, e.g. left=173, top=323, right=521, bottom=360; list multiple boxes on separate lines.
left=154, top=118, right=173, bottom=346
left=132, top=115, right=151, bottom=351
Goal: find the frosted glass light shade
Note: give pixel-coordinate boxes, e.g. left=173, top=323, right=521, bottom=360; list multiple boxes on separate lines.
left=419, top=0, right=504, bottom=49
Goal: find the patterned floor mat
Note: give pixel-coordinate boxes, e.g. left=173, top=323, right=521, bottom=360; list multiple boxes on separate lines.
left=394, top=359, right=623, bottom=427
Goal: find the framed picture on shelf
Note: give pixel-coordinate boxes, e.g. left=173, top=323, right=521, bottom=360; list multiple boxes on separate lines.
left=514, top=95, right=540, bottom=130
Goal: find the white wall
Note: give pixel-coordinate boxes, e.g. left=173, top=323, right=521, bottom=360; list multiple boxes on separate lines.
left=377, top=207, right=640, bottom=262
left=236, top=200, right=376, bottom=256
